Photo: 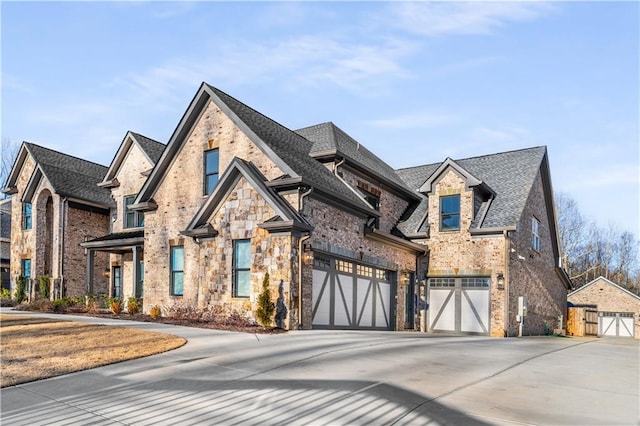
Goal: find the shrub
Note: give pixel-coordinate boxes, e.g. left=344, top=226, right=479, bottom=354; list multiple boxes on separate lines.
left=85, top=294, right=99, bottom=313
left=38, top=275, right=50, bottom=300
left=163, top=303, right=203, bottom=321
left=127, top=297, right=140, bottom=315
left=255, top=272, right=275, bottom=327
left=149, top=305, right=162, bottom=320
left=52, top=298, right=69, bottom=313
left=15, top=276, right=28, bottom=304
left=106, top=297, right=122, bottom=315
left=1, top=288, right=11, bottom=300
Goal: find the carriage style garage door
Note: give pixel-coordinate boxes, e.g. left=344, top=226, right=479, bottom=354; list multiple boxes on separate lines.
left=599, top=312, right=634, bottom=337
left=312, top=254, right=394, bottom=330
left=428, top=277, right=490, bottom=335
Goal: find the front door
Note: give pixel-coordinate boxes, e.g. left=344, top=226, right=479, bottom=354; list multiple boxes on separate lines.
left=112, top=266, right=122, bottom=298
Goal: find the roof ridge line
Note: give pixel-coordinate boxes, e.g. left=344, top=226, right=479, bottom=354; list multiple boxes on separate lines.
left=24, top=141, right=109, bottom=169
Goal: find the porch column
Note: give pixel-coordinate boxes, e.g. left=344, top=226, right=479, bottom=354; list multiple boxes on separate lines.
left=86, top=249, right=94, bottom=294
left=132, top=246, right=141, bottom=298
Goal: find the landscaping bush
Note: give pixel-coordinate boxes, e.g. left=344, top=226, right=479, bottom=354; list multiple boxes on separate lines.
left=106, top=297, right=122, bottom=315
left=127, top=297, right=140, bottom=315
left=255, top=272, right=274, bottom=327
left=14, top=276, right=27, bottom=304
left=38, top=275, right=50, bottom=300
left=0, top=288, right=14, bottom=307
left=149, top=305, right=161, bottom=320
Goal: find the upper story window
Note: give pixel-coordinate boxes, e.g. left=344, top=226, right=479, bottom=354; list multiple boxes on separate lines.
left=532, top=217, right=541, bottom=252
left=233, top=239, right=251, bottom=298
left=204, top=149, right=219, bottom=195
left=124, top=195, right=144, bottom=228
left=170, top=246, right=184, bottom=296
left=22, top=202, right=32, bottom=230
left=440, top=195, right=460, bottom=231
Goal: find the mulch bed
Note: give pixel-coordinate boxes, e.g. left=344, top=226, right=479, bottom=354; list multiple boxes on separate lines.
left=55, top=308, right=288, bottom=334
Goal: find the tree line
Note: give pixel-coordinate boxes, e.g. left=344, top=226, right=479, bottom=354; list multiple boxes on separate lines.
left=556, top=193, right=639, bottom=293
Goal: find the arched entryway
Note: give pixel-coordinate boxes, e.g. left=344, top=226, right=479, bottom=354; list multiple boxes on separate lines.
left=35, top=189, right=54, bottom=277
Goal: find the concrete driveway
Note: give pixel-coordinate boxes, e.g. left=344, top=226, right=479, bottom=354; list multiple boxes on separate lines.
left=1, top=310, right=638, bottom=425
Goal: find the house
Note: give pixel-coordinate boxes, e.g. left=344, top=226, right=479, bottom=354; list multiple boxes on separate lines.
left=80, top=132, right=165, bottom=300
left=2, top=142, right=113, bottom=298
left=568, top=276, right=640, bottom=338
left=5, top=82, right=570, bottom=336
left=1, top=199, right=11, bottom=290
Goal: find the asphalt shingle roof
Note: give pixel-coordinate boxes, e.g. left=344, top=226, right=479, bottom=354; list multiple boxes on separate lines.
left=206, top=85, right=376, bottom=214
left=25, top=143, right=112, bottom=206
left=396, top=147, right=546, bottom=233
left=130, top=132, right=165, bottom=164
left=295, top=122, right=418, bottom=200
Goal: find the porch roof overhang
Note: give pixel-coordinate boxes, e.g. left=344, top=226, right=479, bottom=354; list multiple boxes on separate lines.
left=80, top=230, right=144, bottom=254
left=364, top=227, right=427, bottom=253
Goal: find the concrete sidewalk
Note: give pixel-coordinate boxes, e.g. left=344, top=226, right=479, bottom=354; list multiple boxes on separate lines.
left=1, top=309, right=638, bottom=425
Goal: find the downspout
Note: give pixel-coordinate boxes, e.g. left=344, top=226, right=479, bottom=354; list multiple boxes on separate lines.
left=59, top=197, right=67, bottom=299
left=297, top=186, right=313, bottom=329
left=504, top=229, right=510, bottom=337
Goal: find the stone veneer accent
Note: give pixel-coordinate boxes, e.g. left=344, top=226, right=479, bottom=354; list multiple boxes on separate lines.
left=142, top=100, right=293, bottom=323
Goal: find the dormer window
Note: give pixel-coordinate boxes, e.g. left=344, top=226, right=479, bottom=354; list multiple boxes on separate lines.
left=204, top=149, right=219, bottom=195
left=124, top=195, right=144, bottom=228
left=440, top=195, right=460, bottom=231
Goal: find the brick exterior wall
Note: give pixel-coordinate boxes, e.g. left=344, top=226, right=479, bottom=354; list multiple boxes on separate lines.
left=568, top=277, right=640, bottom=338
left=507, top=171, right=566, bottom=336
left=63, top=204, right=109, bottom=297
left=337, top=165, right=410, bottom=234
left=303, top=195, right=417, bottom=331
left=424, top=169, right=507, bottom=337
left=9, top=152, right=109, bottom=299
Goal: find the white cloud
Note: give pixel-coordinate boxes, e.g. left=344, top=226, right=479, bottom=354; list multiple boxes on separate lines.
left=387, top=2, right=557, bottom=36
left=472, top=126, right=533, bottom=143
left=364, top=111, right=459, bottom=129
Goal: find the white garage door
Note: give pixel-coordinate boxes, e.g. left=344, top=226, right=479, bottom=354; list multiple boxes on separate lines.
left=312, top=254, right=394, bottom=330
left=599, top=312, right=634, bottom=337
left=428, top=277, right=490, bottom=335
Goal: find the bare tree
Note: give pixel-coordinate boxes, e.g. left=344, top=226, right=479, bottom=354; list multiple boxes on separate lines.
left=1, top=138, right=20, bottom=197
left=556, top=192, right=640, bottom=294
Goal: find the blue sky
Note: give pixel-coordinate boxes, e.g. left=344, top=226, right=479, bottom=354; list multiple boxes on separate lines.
left=2, top=1, right=638, bottom=236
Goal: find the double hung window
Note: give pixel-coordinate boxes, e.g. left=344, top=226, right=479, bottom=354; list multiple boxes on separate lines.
left=233, top=239, right=251, bottom=298
left=204, top=149, right=219, bottom=195
left=440, top=195, right=460, bottom=231
left=170, top=246, right=184, bottom=296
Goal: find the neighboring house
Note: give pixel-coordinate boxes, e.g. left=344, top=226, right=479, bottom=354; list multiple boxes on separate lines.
left=1, top=199, right=11, bottom=290
left=396, top=148, right=572, bottom=336
left=568, top=276, right=640, bottom=338
left=1, top=142, right=112, bottom=298
left=81, top=132, right=165, bottom=300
